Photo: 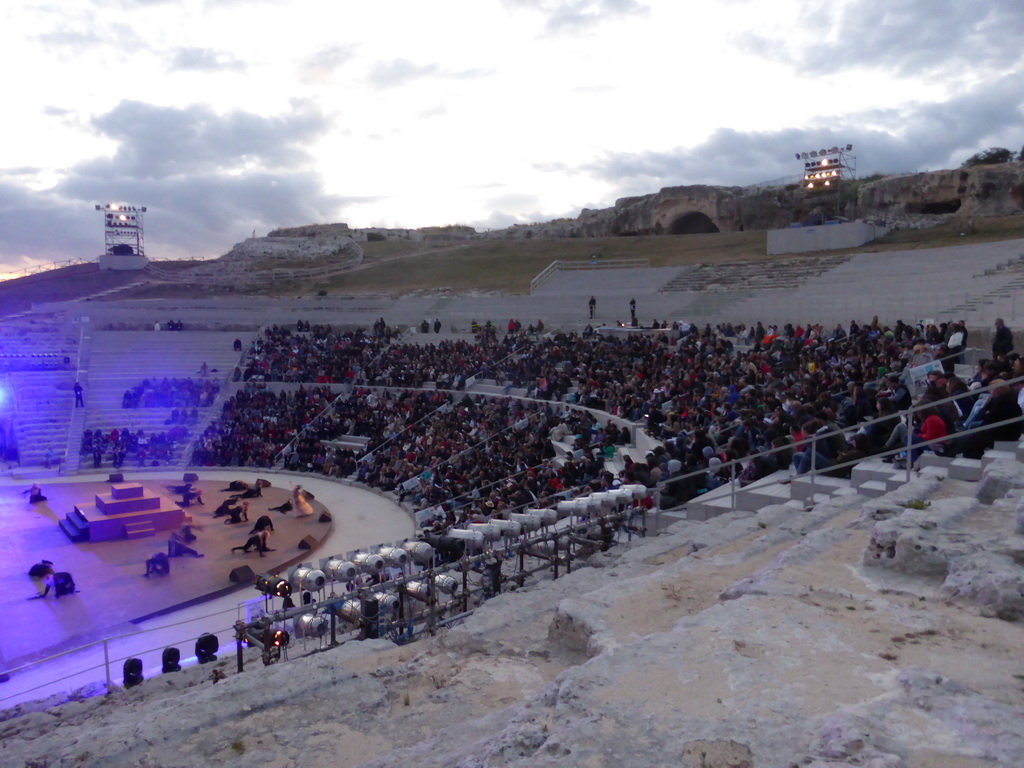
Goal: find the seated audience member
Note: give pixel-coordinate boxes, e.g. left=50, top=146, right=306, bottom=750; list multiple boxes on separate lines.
left=738, top=450, right=777, bottom=487
left=955, top=379, right=1023, bottom=459
left=825, top=434, right=871, bottom=478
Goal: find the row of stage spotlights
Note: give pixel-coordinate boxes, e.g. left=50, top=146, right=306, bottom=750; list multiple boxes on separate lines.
left=95, top=203, right=146, bottom=212
left=121, top=633, right=219, bottom=688
left=804, top=158, right=840, bottom=170
left=795, top=144, right=852, bottom=160
left=253, top=489, right=650, bottom=598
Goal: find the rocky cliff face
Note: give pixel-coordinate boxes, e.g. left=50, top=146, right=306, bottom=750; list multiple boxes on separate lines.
left=224, top=231, right=364, bottom=263
left=488, top=162, right=1024, bottom=240
left=4, top=469, right=1023, bottom=768
left=858, top=163, right=1024, bottom=218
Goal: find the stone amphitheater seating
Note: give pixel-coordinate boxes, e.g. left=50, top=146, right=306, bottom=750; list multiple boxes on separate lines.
left=659, top=254, right=851, bottom=293
left=67, top=330, right=253, bottom=474
left=1, top=320, right=80, bottom=470
left=656, top=441, right=1024, bottom=526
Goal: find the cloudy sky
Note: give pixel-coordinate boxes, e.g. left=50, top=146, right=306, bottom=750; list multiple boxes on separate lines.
left=1, top=0, right=1022, bottom=275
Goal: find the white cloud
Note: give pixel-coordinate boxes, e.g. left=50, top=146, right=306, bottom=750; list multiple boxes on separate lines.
left=0, top=0, right=1022, bottom=270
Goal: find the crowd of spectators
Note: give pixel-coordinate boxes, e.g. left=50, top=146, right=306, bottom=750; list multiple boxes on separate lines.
left=81, top=426, right=190, bottom=469
left=190, top=315, right=1021, bottom=521
left=122, top=377, right=220, bottom=409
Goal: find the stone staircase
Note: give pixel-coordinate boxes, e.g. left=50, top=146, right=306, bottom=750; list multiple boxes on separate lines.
left=72, top=330, right=253, bottom=474
left=1, top=317, right=82, bottom=473
left=659, top=254, right=849, bottom=293
left=663, top=437, right=1024, bottom=524
left=937, top=253, right=1024, bottom=317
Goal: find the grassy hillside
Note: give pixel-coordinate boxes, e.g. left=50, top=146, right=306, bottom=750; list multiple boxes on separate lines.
left=6, top=214, right=1024, bottom=305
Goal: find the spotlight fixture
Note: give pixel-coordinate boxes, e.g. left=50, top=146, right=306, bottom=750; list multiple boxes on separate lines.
left=271, top=629, right=290, bottom=648
left=290, top=565, right=326, bottom=593
left=377, top=546, right=409, bottom=567
left=123, top=657, right=144, bottom=688
left=353, top=552, right=384, bottom=574
left=161, top=646, right=181, bottom=674
left=296, top=613, right=329, bottom=639
left=195, top=632, right=219, bottom=664
left=403, top=540, right=434, bottom=565
left=322, top=557, right=357, bottom=582
left=256, top=573, right=292, bottom=598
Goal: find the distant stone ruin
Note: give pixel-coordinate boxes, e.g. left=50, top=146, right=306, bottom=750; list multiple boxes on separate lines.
left=484, top=161, right=1024, bottom=240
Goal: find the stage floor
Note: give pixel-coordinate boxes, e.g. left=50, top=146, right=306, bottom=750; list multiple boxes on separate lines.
left=0, top=470, right=414, bottom=673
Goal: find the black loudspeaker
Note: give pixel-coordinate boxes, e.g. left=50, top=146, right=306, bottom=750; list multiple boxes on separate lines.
left=161, top=647, right=181, bottom=673
left=123, top=657, right=143, bottom=688
left=318, top=512, right=332, bottom=523
left=298, top=535, right=317, bottom=550
left=362, top=598, right=379, bottom=639
left=108, top=473, right=124, bottom=483
left=229, top=565, right=256, bottom=584
left=183, top=472, right=199, bottom=483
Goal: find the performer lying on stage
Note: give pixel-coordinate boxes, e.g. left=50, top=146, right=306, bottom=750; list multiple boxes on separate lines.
left=168, top=526, right=204, bottom=558
left=23, top=483, right=47, bottom=504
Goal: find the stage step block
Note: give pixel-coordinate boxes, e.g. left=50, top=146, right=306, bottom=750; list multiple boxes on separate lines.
left=124, top=521, right=156, bottom=539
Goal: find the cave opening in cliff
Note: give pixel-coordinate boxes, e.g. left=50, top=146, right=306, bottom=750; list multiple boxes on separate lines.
left=906, top=199, right=961, bottom=215
left=667, top=212, right=720, bottom=235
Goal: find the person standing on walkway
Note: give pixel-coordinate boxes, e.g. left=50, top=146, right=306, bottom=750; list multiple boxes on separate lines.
left=74, top=382, right=84, bottom=408
left=992, top=318, right=1014, bottom=359
left=589, top=296, right=596, bottom=319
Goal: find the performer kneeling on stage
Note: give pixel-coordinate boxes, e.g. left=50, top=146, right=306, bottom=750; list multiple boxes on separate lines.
left=145, top=552, right=171, bottom=577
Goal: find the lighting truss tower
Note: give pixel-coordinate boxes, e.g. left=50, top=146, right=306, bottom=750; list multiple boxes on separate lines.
left=794, top=145, right=856, bottom=218
left=95, top=202, right=147, bottom=258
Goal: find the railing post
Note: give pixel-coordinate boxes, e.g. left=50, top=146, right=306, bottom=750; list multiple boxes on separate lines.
left=905, top=411, right=913, bottom=483
left=234, top=620, right=247, bottom=673
left=809, top=433, right=818, bottom=495
left=103, top=638, right=113, bottom=692
left=729, top=461, right=737, bottom=511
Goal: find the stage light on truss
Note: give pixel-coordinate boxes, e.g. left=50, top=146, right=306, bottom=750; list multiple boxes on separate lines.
left=353, top=552, right=385, bottom=574
left=322, top=557, right=357, bottom=582
left=195, top=632, right=219, bottom=664
left=290, top=565, right=326, bottom=593
left=256, top=573, right=292, bottom=598
left=377, top=546, right=409, bottom=567
left=272, top=629, right=290, bottom=647
left=403, top=540, right=434, bottom=565
left=296, top=613, right=329, bottom=639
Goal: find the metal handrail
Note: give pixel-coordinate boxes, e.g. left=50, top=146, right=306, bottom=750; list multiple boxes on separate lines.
left=529, top=258, right=650, bottom=294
